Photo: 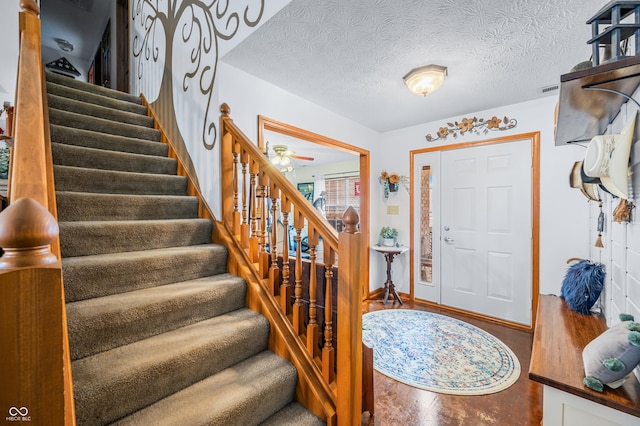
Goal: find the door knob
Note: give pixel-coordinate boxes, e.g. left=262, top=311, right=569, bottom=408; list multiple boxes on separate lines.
left=443, top=237, right=454, bottom=243
left=444, top=226, right=450, bottom=231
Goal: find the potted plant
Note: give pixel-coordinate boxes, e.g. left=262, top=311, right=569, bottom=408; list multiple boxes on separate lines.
left=379, top=226, right=398, bottom=246
left=379, top=170, right=409, bottom=199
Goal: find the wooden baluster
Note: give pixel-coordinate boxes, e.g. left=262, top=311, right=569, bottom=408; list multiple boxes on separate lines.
left=232, top=140, right=240, bottom=236
left=269, top=181, right=280, bottom=295
left=280, top=195, right=292, bottom=315
left=292, top=209, right=305, bottom=334
left=257, top=171, right=270, bottom=278
left=336, top=207, right=364, bottom=425
left=322, top=245, right=336, bottom=384
left=306, top=227, right=320, bottom=359
left=249, top=159, right=259, bottom=262
left=240, top=149, right=249, bottom=248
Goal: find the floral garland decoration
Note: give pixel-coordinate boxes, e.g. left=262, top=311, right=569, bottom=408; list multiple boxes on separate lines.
left=425, top=115, right=517, bottom=142
left=379, top=170, right=409, bottom=199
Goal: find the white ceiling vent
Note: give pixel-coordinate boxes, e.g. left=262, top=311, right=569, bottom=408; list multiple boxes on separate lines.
left=538, top=84, right=559, bottom=94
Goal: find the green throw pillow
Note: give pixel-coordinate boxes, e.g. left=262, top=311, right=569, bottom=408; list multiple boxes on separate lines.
left=583, top=315, right=640, bottom=392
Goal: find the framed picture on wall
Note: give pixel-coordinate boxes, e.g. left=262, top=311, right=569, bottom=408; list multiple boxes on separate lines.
left=297, top=182, right=314, bottom=201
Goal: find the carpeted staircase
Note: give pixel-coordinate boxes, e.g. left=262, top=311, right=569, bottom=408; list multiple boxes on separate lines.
left=46, top=72, right=324, bottom=425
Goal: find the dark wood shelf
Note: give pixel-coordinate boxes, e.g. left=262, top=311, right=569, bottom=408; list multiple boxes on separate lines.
left=555, top=56, right=640, bottom=145
left=529, top=295, right=640, bottom=418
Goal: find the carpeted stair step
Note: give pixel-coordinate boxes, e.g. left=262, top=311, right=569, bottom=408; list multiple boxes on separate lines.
left=67, top=274, right=247, bottom=360
left=47, top=76, right=322, bottom=425
left=62, top=245, right=228, bottom=302
left=261, top=402, right=326, bottom=426
left=72, top=309, right=270, bottom=425
left=50, top=124, right=168, bottom=157
left=46, top=81, right=149, bottom=115
left=49, top=108, right=160, bottom=141
left=48, top=93, right=154, bottom=128
left=46, top=71, right=142, bottom=104
left=52, top=142, right=176, bottom=175
left=54, top=165, right=187, bottom=195
left=56, top=192, right=199, bottom=221
left=112, top=351, right=299, bottom=426
left=59, top=218, right=213, bottom=257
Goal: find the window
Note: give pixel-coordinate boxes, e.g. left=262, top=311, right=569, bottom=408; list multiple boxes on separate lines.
left=324, top=176, right=360, bottom=231
left=420, top=165, right=432, bottom=283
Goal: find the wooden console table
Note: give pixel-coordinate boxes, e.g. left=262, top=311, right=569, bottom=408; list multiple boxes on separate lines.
left=530, top=295, right=640, bottom=425
left=372, top=245, right=408, bottom=304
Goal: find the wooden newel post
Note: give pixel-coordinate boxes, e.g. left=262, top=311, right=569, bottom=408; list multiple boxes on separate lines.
left=336, top=206, right=363, bottom=425
left=220, top=103, right=234, bottom=227
left=0, top=197, right=73, bottom=424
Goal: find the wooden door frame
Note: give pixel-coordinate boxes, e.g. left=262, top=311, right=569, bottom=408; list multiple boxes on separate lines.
left=409, top=132, right=540, bottom=330
left=258, top=115, right=371, bottom=300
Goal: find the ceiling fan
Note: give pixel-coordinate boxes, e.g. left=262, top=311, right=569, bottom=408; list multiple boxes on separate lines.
left=266, top=142, right=314, bottom=172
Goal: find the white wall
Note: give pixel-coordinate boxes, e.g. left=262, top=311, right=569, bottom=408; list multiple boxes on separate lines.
left=129, top=1, right=293, bottom=219
left=218, top=63, right=379, bottom=155
left=217, top=62, right=379, bottom=220
left=373, top=96, right=590, bottom=297
left=588, top=94, right=640, bottom=327
left=128, top=0, right=593, bottom=314
left=220, top=66, right=591, bottom=300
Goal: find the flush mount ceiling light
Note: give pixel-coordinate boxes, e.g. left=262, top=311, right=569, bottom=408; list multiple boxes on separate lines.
left=55, top=38, right=74, bottom=52
left=403, top=64, right=448, bottom=96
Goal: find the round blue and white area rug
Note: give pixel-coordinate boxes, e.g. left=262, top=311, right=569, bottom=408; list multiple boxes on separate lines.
left=362, top=309, right=521, bottom=395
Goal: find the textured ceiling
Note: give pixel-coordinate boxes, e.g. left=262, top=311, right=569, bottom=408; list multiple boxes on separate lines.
left=222, top=0, right=608, bottom=132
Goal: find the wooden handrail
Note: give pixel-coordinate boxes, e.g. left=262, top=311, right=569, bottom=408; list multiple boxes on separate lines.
left=0, top=1, right=74, bottom=424
left=220, top=104, right=339, bottom=251
left=11, top=1, right=47, bottom=207
left=141, top=96, right=339, bottom=422
left=220, top=103, right=364, bottom=424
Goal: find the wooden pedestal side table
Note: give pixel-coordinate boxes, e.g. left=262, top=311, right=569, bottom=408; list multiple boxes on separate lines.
left=372, top=245, right=408, bottom=304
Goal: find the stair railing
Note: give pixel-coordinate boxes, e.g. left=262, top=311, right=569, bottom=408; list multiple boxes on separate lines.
left=0, top=1, right=75, bottom=424
left=220, top=104, right=363, bottom=425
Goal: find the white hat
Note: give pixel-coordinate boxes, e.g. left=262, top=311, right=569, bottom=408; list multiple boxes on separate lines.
left=583, top=110, right=636, bottom=199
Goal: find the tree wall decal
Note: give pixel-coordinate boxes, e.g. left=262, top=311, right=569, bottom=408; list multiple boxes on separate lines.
left=132, top=0, right=265, bottom=150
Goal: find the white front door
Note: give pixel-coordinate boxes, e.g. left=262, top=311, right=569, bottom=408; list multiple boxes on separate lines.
left=440, top=139, right=532, bottom=325
left=412, top=137, right=533, bottom=326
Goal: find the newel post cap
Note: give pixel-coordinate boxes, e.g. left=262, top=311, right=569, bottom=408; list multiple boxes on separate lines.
left=0, top=197, right=59, bottom=268
left=342, top=206, right=360, bottom=234
left=21, top=0, right=40, bottom=15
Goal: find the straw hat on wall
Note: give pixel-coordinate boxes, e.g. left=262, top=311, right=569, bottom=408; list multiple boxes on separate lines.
left=570, top=161, right=599, bottom=201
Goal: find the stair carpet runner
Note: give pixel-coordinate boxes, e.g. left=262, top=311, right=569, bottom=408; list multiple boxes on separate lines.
left=46, top=72, right=324, bottom=425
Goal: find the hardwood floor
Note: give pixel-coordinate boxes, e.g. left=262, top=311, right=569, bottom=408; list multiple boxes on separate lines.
left=361, top=299, right=543, bottom=426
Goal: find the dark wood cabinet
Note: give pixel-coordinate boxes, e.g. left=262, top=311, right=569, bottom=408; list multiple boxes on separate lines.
left=555, top=56, right=640, bottom=145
